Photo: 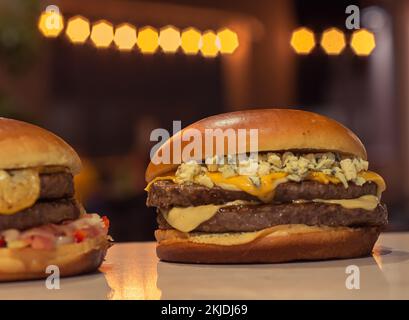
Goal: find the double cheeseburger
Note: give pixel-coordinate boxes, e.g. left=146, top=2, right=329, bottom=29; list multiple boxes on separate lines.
left=146, top=109, right=387, bottom=263
left=0, top=118, right=110, bottom=281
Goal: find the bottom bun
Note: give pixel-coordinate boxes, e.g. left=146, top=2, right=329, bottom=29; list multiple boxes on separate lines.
left=155, top=226, right=381, bottom=264
left=0, top=236, right=110, bottom=281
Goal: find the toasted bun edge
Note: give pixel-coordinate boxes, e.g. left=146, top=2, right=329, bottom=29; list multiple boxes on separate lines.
left=0, top=118, right=81, bottom=174
left=155, top=226, right=380, bottom=263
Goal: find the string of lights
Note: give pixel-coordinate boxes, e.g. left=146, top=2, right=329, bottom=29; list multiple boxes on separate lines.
left=290, top=27, right=376, bottom=56
left=37, top=10, right=239, bottom=57
left=37, top=9, right=376, bottom=57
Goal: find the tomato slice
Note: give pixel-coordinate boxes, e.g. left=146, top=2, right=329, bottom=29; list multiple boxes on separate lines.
left=74, top=230, right=87, bottom=243
left=0, top=236, right=6, bottom=248
left=101, top=216, right=110, bottom=229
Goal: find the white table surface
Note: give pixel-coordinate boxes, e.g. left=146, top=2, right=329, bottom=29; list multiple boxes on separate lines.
left=1, top=232, right=408, bottom=300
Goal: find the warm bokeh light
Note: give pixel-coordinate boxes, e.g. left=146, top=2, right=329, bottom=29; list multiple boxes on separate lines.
left=159, top=26, right=181, bottom=53
left=290, top=27, right=315, bottom=54
left=181, top=27, right=202, bottom=55
left=320, top=27, right=346, bottom=55
left=350, top=29, right=376, bottom=56
left=201, top=31, right=219, bottom=57
left=217, top=28, right=239, bottom=54
left=65, top=16, right=90, bottom=44
left=137, top=26, right=159, bottom=54
left=114, top=23, right=137, bottom=51
left=90, top=20, right=114, bottom=48
left=38, top=10, right=64, bottom=38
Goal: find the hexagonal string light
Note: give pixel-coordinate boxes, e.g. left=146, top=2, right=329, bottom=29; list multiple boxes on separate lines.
left=201, top=30, right=219, bottom=57
left=37, top=8, right=378, bottom=58
left=37, top=10, right=241, bottom=56
left=66, top=16, right=90, bottom=44
left=38, top=10, right=64, bottom=38
left=217, top=28, right=239, bottom=54
left=290, top=27, right=315, bottom=54
left=181, top=27, right=202, bottom=55
left=350, top=29, right=376, bottom=56
left=114, top=23, right=137, bottom=51
left=159, top=26, right=181, bottom=53
left=90, top=20, right=114, bottom=48
left=137, top=26, right=159, bottom=54
left=320, top=28, right=346, bottom=55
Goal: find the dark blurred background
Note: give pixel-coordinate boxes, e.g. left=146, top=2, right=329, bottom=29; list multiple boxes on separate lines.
left=1, top=0, right=408, bottom=241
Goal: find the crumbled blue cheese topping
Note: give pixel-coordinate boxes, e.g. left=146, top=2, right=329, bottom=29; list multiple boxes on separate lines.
left=175, top=152, right=369, bottom=188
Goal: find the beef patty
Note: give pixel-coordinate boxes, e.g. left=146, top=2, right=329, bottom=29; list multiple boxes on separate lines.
left=147, top=180, right=378, bottom=208
left=157, top=202, right=388, bottom=233
left=0, top=198, right=80, bottom=231
left=40, top=172, right=74, bottom=199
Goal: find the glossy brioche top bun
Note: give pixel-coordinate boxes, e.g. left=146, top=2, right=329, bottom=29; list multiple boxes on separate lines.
left=146, top=108, right=367, bottom=182
left=0, top=235, right=110, bottom=282
left=0, top=117, right=81, bottom=174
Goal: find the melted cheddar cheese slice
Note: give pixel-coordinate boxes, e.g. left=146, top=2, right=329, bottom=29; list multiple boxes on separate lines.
left=359, top=171, right=386, bottom=196
left=206, top=172, right=288, bottom=202
left=308, top=172, right=341, bottom=184
left=309, top=171, right=386, bottom=195
left=145, top=175, right=177, bottom=191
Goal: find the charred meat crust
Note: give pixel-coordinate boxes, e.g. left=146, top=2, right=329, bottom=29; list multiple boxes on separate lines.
left=0, top=198, right=80, bottom=232
left=157, top=202, right=388, bottom=233
left=39, top=172, right=74, bottom=200
left=147, top=179, right=378, bottom=208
